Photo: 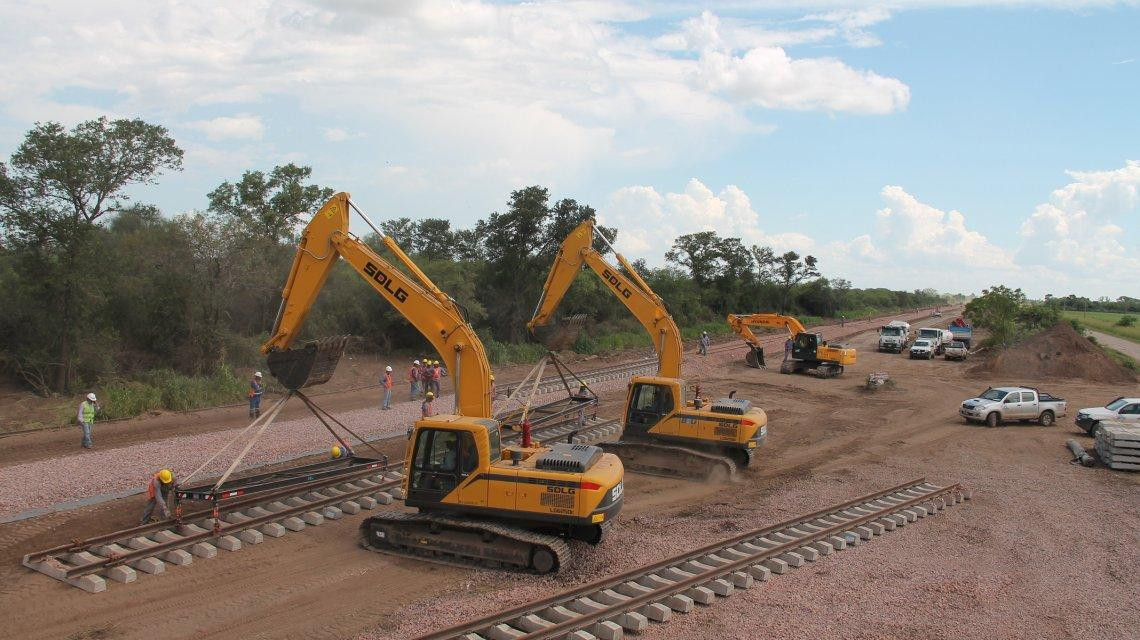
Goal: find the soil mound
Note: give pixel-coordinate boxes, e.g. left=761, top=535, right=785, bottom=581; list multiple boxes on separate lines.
left=969, top=322, right=1136, bottom=384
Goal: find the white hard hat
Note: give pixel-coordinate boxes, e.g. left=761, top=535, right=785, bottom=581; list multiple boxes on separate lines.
left=86, top=392, right=97, bottom=402
left=385, top=365, right=393, bottom=372
left=254, top=371, right=263, bottom=378
left=414, top=359, right=420, bottom=365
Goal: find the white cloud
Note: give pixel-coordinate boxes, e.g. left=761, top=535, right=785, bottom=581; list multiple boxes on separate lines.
left=0, top=0, right=910, bottom=192
left=323, top=127, right=351, bottom=142
left=684, top=11, right=909, bottom=114
left=874, top=185, right=1014, bottom=268
left=1018, top=160, right=1140, bottom=281
left=187, top=115, right=265, bottom=141
left=602, top=178, right=813, bottom=259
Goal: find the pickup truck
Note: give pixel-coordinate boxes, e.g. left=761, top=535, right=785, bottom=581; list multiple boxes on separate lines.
left=909, top=339, right=935, bottom=359
left=959, top=387, right=1067, bottom=427
left=1074, top=397, right=1140, bottom=436
left=943, top=340, right=969, bottom=361
left=916, top=327, right=953, bottom=354
left=948, top=317, right=973, bottom=348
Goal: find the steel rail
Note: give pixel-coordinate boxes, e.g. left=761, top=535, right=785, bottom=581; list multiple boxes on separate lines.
left=414, top=478, right=965, bottom=640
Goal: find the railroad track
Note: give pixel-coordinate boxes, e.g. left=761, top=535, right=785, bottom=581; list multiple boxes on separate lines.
left=413, top=477, right=969, bottom=640
left=501, top=357, right=657, bottom=398
left=22, top=417, right=623, bottom=593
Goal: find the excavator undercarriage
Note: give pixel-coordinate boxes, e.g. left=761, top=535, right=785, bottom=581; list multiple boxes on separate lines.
left=598, top=440, right=738, bottom=482
left=360, top=512, right=574, bottom=574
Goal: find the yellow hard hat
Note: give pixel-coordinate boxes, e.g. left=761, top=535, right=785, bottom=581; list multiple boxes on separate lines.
left=490, top=374, right=495, bottom=381
left=157, top=469, right=173, bottom=483
left=331, top=445, right=343, bottom=459
left=425, top=391, right=434, bottom=399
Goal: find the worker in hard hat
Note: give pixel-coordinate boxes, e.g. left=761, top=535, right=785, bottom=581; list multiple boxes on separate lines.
left=699, top=331, right=711, bottom=356
left=77, top=392, right=100, bottom=449
left=381, top=365, right=394, bottom=410
left=140, top=469, right=175, bottom=524
left=430, top=360, right=443, bottom=396
left=331, top=444, right=345, bottom=459
left=489, top=374, right=496, bottom=401
left=248, top=371, right=264, bottom=420
left=421, top=391, right=435, bottom=419
left=408, top=359, right=422, bottom=400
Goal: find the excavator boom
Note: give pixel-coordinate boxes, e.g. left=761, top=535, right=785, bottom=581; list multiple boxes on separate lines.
left=727, top=312, right=855, bottom=376
left=528, top=220, right=683, bottom=379
left=260, top=193, right=492, bottom=417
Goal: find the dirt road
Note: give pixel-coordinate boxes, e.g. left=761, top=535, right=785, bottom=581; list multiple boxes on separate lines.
left=10, top=307, right=1137, bottom=640
left=1087, top=329, right=1140, bottom=361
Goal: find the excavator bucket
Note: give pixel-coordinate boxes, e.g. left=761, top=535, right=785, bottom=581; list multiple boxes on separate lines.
left=745, top=345, right=766, bottom=369
left=532, top=314, right=588, bottom=352
left=266, top=335, right=350, bottom=390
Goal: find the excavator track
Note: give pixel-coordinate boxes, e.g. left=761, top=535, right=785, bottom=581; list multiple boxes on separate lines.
left=360, top=511, right=572, bottom=574
left=599, top=441, right=736, bottom=482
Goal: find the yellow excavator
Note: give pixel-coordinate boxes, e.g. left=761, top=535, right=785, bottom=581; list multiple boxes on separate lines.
left=261, top=193, right=624, bottom=573
left=528, top=220, right=768, bottom=478
left=726, top=313, right=856, bottom=378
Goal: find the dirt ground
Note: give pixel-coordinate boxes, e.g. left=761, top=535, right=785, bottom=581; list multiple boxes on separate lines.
left=3, top=308, right=1137, bottom=640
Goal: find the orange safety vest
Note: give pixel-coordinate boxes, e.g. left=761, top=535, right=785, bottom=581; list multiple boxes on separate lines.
left=432, top=367, right=441, bottom=380
left=146, top=473, right=167, bottom=499
left=383, top=373, right=393, bottom=389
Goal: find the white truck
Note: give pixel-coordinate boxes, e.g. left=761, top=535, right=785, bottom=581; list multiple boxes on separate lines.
left=1074, top=397, right=1140, bottom=436
left=959, top=387, right=1067, bottom=428
left=943, top=340, right=969, bottom=361
left=878, top=321, right=911, bottom=353
left=916, top=327, right=953, bottom=355
left=909, top=339, right=935, bottom=359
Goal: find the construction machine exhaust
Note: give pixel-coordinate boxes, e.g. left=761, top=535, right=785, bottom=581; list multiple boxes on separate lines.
left=532, top=314, right=588, bottom=351
left=266, top=335, right=350, bottom=390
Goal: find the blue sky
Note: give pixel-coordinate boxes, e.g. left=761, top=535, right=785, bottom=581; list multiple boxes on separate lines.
left=0, top=1, right=1137, bottom=298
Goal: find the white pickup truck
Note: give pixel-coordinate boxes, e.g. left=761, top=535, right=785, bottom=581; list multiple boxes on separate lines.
left=959, top=387, right=1067, bottom=427
left=1074, top=397, right=1140, bottom=436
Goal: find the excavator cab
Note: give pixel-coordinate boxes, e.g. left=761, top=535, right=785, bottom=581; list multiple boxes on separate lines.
left=792, top=332, right=824, bottom=362
left=625, top=381, right=677, bottom=437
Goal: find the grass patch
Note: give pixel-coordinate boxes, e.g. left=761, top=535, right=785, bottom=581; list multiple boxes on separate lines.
left=482, top=339, right=548, bottom=365
left=97, top=366, right=246, bottom=420
left=1100, top=345, right=1139, bottom=372
left=1062, top=311, right=1140, bottom=344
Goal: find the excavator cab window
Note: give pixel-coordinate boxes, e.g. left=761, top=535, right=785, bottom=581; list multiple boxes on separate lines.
left=792, top=333, right=820, bottom=360
left=626, top=383, right=674, bottom=435
left=410, top=429, right=476, bottom=499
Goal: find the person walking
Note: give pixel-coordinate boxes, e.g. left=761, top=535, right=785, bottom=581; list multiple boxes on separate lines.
left=140, top=469, right=174, bottom=524
left=784, top=337, right=794, bottom=361
left=431, top=361, right=443, bottom=396
left=421, top=391, right=435, bottom=419
left=381, top=365, right=394, bottom=410
left=698, top=331, right=711, bottom=356
left=248, top=371, right=264, bottom=420
left=408, top=359, right=421, bottom=400
left=77, top=392, right=99, bottom=449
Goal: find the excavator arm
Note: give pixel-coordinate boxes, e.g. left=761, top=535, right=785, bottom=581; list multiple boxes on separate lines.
left=528, top=220, right=683, bottom=379
left=261, top=192, right=492, bottom=417
left=726, top=313, right=808, bottom=344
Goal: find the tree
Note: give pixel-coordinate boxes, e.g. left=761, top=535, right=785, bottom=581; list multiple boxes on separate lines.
left=757, top=250, right=820, bottom=312
left=666, top=232, right=723, bottom=286
left=0, top=117, right=182, bottom=390
left=965, top=285, right=1026, bottom=346
left=207, top=163, right=333, bottom=242
left=480, top=186, right=552, bottom=342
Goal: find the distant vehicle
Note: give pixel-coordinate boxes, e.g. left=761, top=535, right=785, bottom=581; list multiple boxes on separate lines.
left=878, top=320, right=911, bottom=353
left=959, top=387, right=1067, bottom=428
left=948, top=317, right=973, bottom=348
left=944, top=341, right=969, bottom=361
left=916, top=327, right=953, bottom=354
left=909, top=339, right=935, bottom=359
left=932, top=309, right=943, bottom=317
left=1075, top=397, right=1140, bottom=436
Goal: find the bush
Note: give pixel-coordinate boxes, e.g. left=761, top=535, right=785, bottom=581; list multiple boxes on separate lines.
left=97, top=365, right=246, bottom=420
left=1068, top=318, right=1085, bottom=333
left=482, top=339, right=546, bottom=365
left=1117, top=315, right=1137, bottom=327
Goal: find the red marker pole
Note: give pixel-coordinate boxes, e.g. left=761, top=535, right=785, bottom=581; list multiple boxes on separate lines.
left=522, top=419, right=532, bottom=448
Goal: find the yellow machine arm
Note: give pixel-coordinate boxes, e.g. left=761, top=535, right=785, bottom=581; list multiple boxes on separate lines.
left=726, top=313, right=808, bottom=344
left=261, top=192, right=492, bottom=417
left=528, top=220, right=683, bottom=379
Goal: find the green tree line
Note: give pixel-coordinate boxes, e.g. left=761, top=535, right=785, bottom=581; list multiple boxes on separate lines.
left=2, top=117, right=948, bottom=396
